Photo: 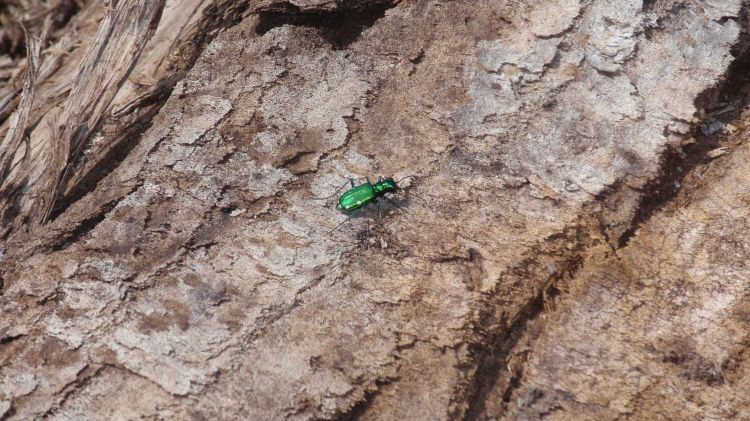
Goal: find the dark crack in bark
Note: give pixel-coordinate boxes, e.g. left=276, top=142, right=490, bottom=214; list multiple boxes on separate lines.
left=256, top=1, right=398, bottom=49
left=617, top=14, right=750, bottom=248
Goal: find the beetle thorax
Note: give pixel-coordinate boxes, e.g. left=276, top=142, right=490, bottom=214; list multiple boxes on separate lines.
left=373, top=178, right=397, bottom=194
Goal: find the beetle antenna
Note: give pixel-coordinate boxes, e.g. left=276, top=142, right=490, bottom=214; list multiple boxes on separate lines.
left=403, top=189, right=428, bottom=206
left=393, top=176, right=428, bottom=204
left=395, top=175, right=416, bottom=185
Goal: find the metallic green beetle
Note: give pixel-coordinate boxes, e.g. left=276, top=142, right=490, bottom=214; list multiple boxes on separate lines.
left=316, top=176, right=412, bottom=233
left=337, top=177, right=398, bottom=211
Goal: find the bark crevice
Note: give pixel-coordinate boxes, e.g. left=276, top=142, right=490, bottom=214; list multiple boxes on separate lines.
left=617, top=15, right=750, bottom=248
left=256, top=1, right=397, bottom=49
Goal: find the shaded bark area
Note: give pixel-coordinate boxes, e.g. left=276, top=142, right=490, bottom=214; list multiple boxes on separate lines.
left=504, top=105, right=750, bottom=420
left=0, top=0, right=747, bottom=420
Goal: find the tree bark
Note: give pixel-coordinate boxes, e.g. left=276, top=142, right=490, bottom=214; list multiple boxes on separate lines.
left=0, top=0, right=748, bottom=419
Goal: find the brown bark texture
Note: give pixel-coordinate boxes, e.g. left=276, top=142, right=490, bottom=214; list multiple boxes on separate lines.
left=0, top=0, right=748, bottom=419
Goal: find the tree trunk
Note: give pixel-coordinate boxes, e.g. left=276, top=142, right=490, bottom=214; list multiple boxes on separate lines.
left=0, top=0, right=748, bottom=419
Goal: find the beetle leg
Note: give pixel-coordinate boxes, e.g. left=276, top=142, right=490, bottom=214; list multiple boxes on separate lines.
left=327, top=208, right=364, bottom=234
left=384, top=196, right=413, bottom=216
left=375, top=199, right=383, bottom=219
left=313, top=178, right=357, bottom=200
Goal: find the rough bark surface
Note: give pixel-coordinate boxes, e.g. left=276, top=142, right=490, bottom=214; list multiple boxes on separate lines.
left=0, top=0, right=748, bottom=419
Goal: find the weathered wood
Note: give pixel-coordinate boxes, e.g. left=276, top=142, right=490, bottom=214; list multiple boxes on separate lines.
left=0, top=0, right=748, bottom=419
left=0, top=28, right=39, bottom=239
left=0, top=0, right=165, bottom=232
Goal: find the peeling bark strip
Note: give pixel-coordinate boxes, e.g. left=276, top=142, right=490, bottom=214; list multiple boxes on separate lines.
left=0, top=27, right=40, bottom=178
left=56, top=0, right=250, bottom=219
left=0, top=0, right=164, bottom=234
left=0, top=27, right=40, bottom=238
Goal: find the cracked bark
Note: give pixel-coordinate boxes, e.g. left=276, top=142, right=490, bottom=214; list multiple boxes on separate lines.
left=0, top=0, right=748, bottom=419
